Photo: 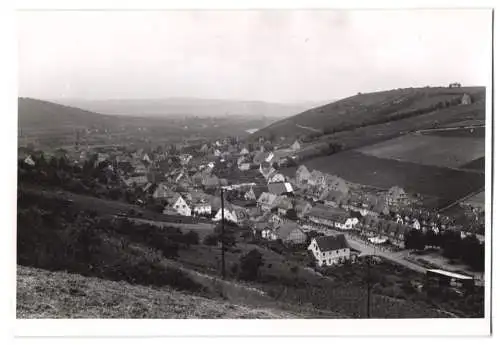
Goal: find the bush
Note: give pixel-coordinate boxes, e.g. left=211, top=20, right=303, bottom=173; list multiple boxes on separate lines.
left=203, top=234, right=218, bottom=246
left=290, top=266, right=299, bottom=274
left=184, top=231, right=200, bottom=245
left=239, top=249, right=265, bottom=281
left=17, top=206, right=203, bottom=293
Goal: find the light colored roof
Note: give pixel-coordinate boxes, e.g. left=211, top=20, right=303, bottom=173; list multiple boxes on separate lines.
left=257, top=192, right=277, bottom=205
left=427, top=269, right=474, bottom=280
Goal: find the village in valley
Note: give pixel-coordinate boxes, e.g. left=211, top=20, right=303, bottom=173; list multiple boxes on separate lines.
left=18, top=103, right=486, bottom=288
left=15, top=9, right=489, bottom=321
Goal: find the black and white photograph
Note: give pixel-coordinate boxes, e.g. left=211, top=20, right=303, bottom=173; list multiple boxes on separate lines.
left=8, top=1, right=495, bottom=338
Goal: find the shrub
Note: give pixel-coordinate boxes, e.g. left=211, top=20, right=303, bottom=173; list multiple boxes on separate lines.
left=239, top=249, right=265, bottom=281
left=290, top=266, right=299, bottom=274
left=203, top=234, right=218, bottom=246
left=184, top=231, right=200, bottom=245
left=17, top=204, right=203, bottom=293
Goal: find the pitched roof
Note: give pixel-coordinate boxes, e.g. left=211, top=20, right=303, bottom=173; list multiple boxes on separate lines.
left=273, top=196, right=293, bottom=210
left=307, top=205, right=349, bottom=223
left=315, top=234, right=350, bottom=252
left=268, top=182, right=293, bottom=195
left=323, top=189, right=348, bottom=203
left=257, top=192, right=277, bottom=206
left=202, top=175, right=220, bottom=187
left=275, top=222, right=301, bottom=240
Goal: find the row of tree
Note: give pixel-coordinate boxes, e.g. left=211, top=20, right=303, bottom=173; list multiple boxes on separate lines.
left=404, top=229, right=484, bottom=271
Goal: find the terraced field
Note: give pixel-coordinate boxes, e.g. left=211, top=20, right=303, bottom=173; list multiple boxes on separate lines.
left=356, top=132, right=484, bottom=169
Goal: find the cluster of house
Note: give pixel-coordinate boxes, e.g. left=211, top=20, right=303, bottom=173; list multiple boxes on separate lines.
left=18, top=133, right=484, bottom=267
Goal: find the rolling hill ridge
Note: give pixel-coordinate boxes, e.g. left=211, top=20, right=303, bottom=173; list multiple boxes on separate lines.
left=250, top=86, right=485, bottom=141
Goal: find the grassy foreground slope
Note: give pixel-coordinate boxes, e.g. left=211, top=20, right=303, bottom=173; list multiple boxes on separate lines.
left=17, top=265, right=299, bottom=319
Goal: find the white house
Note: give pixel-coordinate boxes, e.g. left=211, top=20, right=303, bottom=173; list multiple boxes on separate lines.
left=290, top=140, right=301, bottom=151
left=212, top=206, right=238, bottom=224
left=336, top=217, right=360, bottom=230
left=143, top=153, right=152, bottom=163
left=240, top=147, right=249, bottom=155
left=193, top=203, right=212, bottom=216
left=244, top=187, right=256, bottom=201
left=308, top=234, right=351, bottom=267
left=164, top=193, right=191, bottom=217
left=214, top=149, right=222, bottom=157
left=24, top=155, right=35, bottom=166
left=412, top=219, right=421, bottom=230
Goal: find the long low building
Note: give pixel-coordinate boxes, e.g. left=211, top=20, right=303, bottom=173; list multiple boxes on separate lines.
left=425, top=269, right=475, bottom=293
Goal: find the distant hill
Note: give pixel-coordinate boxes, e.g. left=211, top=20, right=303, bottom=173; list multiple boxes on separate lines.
left=18, top=97, right=119, bottom=131
left=250, top=86, right=485, bottom=141
left=53, top=98, right=325, bottom=119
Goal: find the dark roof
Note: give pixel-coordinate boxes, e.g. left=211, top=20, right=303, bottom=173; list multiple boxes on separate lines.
left=276, top=222, right=301, bottom=240
left=307, top=205, right=349, bottom=222
left=315, top=234, right=350, bottom=252
left=268, top=183, right=288, bottom=195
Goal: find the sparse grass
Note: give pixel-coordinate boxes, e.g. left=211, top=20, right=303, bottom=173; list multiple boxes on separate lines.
left=16, top=265, right=300, bottom=319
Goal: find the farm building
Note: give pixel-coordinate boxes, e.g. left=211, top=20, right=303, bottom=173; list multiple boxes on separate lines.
left=275, top=222, right=307, bottom=244
left=305, top=205, right=353, bottom=229
left=308, top=234, right=351, bottom=267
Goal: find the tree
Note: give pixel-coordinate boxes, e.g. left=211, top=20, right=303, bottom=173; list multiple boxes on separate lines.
left=441, top=230, right=462, bottom=259
left=424, top=229, right=439, bottom=247
left=239, top=249, right=264, bottom=281
left=404, top=229, right=425, bottom=250
left=285, top=208, right=298, bottom=221
left=203, top=234, right=218, bottom=246
left=184, top=231, right=200, bottom=245
left=214, top=223, right=237, bottom=248
left=461, top=235, right=484, bottom=271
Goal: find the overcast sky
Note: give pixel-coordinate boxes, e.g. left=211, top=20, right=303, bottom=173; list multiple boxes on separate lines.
left=18, top=9, right=492, bottom=103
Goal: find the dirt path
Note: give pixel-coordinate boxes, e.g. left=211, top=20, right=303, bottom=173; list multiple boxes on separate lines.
left=295, top=124, right=322, bottom=133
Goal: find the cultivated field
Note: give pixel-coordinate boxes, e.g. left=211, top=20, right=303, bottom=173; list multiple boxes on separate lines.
left=282, top=151, right=485, bottom=209
left=460, top=191, right=486, bottom=210
left=356, top=132, right=484, bottom=169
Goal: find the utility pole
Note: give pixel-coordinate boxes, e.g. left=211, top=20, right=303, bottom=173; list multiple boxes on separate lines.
left=220, top=187, right=226, bottom=279
left=366, top=255, right=371, bottom=318
left=366, top=244, right=377, bottom=318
